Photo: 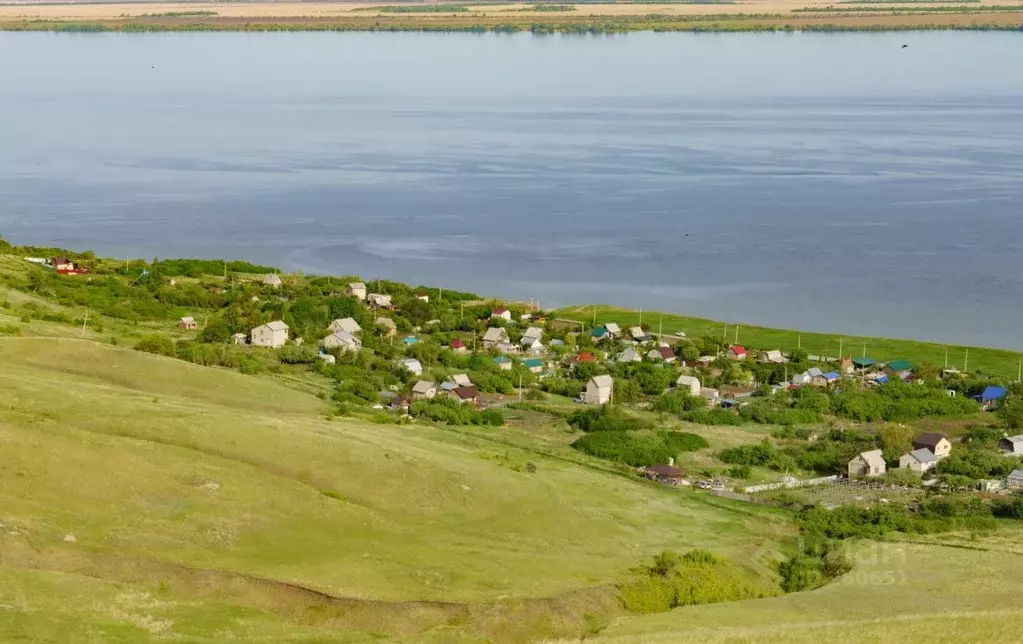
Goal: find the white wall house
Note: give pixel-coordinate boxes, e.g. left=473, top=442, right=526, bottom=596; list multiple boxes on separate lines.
left=584, top=375, right=614, bottom=405
left=251, top=320, right=289, bottom=348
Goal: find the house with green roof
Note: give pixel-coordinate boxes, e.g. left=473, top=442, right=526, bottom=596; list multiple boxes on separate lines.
left=522, top=358, right=544, bottom=374
left=591, top=327, right=608, bottom=340
left=885, top=359, right=912, bottom=375
left=493, top=356, right=513, bottom=371
left=852, top=357, right=877, bottom=369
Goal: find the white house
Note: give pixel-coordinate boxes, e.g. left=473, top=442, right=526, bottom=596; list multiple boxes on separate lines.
left=676, top=375, right=701, bottom=396
left=323, top=330, right=361, bottom=353
left=262, top=273, right=282, bottom=288
left=347, top=282, right=367, bottom=300
left=630, top=326, right=648, bottom=342
left=328, top=317, right=361, bottom=334
left=398, top=358, right=423, bottom=376
left=912, top=432, right=952, bottom=460
left=584, top=375, right=614, bottom=405
left=483, top=327, right=511, bottom=349
left=522, top=326, right=544, bottom=342
left=415, top=293, right=430, bottom=302
left=848, top=450, right=886, bottom=478
left=451, top=374, right=473, bottom=388
left=491, top=307, right=512, bottom=321
left=179, top=316, right=197, bottom=330
left=411, top=380, right=437, bottom=400
left=251, top=320, right=289, bottom=348
left=231, top=332, right=247, bottom=345
left=647, top=346, right=676, bottom=363
left=762, top=350, right=786, bottom=364
left=699, top=387, right=720, bottom=402
left=521, top=337, right=545, bottom=355
left=899, top=448, right=937, bottom=473
left=604, top=322, right=622, bottom=339
left=318, top=353, right=336, bottom=364
left=727, top=345, right=747, bottom=361
left=368, top=293, right=393, bottom=308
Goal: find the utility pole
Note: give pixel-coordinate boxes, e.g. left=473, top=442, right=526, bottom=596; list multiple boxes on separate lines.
left=81, top=310, right=89, bottom=337
left=965, top=349, right=969, bottom=372
left=224, top=259, right=227, bottom=280
left=734, top=323, right=738, bottom=345
left=639, top=309, right=643, bottom=325
left=518, top=373, right=523, bottom=403
left=838, top=337, right=843, bottom=360
left=944, top=348, right=948, bottom=370
left=593, top=305, right=597, bottom=326
left=1018, top=357, right=1021, bottom=383
left=659, top=314, right=663, bottom=337
left=862, top=344, right=866, bottom=358
left=460, top=302, right=464, bottom=319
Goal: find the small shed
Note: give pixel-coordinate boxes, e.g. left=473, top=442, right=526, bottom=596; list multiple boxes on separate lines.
left=643, top=463, right=686, bottom=486
left=979, top=386, right=1008, bottom=410
left=398, top=358, right=423, bottom=376
left=676, top=375, right=701, bottom=396
left=347, top=282, right=367, bottom=300
left=450, top=338, right=467, bottom=352
left=618, top=348, right=642, bottom=363
left=899, top=448, right=936, bottom=473
left=647, top=346, right=676, bottom=363
left=262, top=273, right=283, bottom=288
left=999, top=435, right=1023, bottom=455
left=1008, top=469, right=1023, bottom=490
left=493, top=356, right=513, bottom=371
left=328, top=317, right=361, bottom=334
left=727, top=345, right=747, bottom=361
left=411, top=380, right=437, bottom=400
left=761, top=350, right=786, bottom=364
left=449, top=386, right=480, bottom=404
left=231, top=332, right=247, bottom=345
left=179, top=316, right=197, bottom=330
left=630, top=326, right=648, bottom=342
left=523, top=358, right=544, bottom=374
left=491, top=307, right=512, bottom=321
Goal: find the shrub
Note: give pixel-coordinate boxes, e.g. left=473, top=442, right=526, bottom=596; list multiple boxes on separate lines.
left=134, top=334, right=175, bottom=357
left=567, top=406, right=650, bottom=432
left=652, top=390, right=706, bottom=414
left=572, top=431, right=706, bottom=467
left=682, top=409, right=743, bottom=426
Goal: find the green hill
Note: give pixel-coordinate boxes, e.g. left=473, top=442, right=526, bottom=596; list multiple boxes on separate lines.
left=0, top=338, right=790, bottom=642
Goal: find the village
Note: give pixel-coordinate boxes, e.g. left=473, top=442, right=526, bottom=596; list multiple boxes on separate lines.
left=24, top=254, right=1023, bottom=504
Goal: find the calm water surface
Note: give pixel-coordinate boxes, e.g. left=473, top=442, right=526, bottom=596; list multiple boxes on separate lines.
left=1, top=31, right=1022, bottom=347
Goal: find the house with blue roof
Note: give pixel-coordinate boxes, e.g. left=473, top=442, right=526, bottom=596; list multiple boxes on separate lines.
left=823, top=371, right=840, bottom=384
left=978, top=385, right=1008, bottom=410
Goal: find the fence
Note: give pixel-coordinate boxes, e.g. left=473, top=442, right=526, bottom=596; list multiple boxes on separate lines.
left=744, top=475, right=840, bottom=494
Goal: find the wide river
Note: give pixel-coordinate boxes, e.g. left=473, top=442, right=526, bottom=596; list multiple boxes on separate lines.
left=1, top=31, right=1022, bottom=348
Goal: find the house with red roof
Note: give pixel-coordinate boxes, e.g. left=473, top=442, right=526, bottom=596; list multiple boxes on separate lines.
left=450, top=338, right=467, bottom=353
left=491, top=307, right=512, bottom=321
left=727, top=345, right=748, bottom=361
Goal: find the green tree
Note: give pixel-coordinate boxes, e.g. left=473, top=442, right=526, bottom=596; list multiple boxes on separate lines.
left=614, top=378, right=643, bottom=404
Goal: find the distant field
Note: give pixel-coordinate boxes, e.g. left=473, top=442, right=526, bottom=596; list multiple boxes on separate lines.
left=555, top=304, right=1023, bottom=380
left=2, top=0, right=1022, bottom=30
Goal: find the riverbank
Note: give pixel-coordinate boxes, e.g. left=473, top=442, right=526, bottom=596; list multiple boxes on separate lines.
left=2, top=1, right=1022, bottom=32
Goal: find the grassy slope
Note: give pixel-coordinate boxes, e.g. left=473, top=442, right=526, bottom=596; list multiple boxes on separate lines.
left=593, top=536, right=1023, bottom=643
left=556, top=304, right=1022, bottom=380
left=0, top=338, right=791, bottom=641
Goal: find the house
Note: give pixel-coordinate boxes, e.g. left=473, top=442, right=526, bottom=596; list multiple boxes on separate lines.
left=647, top=346, right=676, bottom=363
left=493, top=356, right=513, bottom=371
left=398, top=358, right=423, bottom=376
left=262, top=273, right=282, bottom=288
left=375, top=317, right=397, bottom=337
left=347, top=282, right=367, bottom=300
left=521, top=335, right=545, bottom=353
left=913, top=432, right=952, bottom=460
left=496, top=342, right=520, bottom=354
left=806, top=367, right=827, bottom=387
left=884, top=360, right=912, bottom=375
left=643, top=459, right=686, bottom=486
left=451, top=374, right=473, bottom=388
left=449, top=386, right=480, bottom=404
left=441, top=381, right=458, bottom=392
left=721, top=386, right=756, bottom=399
left=483, top=327, right=511, bottom=349
left=999, top=435, right=1023, bottom=455
left=630, top=326, right=648, bottom=342
left=318, top=353, right=336, bottom=364
left=823, top=371, right=840, bottom=384
left=848, top=449, right=886, bottom=478
left=251, top=320, right=289, bottom=348
left=604, top=323, right=621, bottom=339
left=618, top=347, right=642, bottom=363
left=979, top=386, right=1008, bottom=410
left=1009, top=469, right=1023, bottom=490
left=522, top=326, right=544, bottom=342
left=591, top=327, right=609, bottom=341
left=231, top=332, right=247, bottom=345
left=491, top=307, right=512, bottom=321
left=520, top=313, right=532, bottom=322
left=50, top=256, right=77, bottom=272
left=761, top=350, right=786, bottom=364
left=852, top=357, right=878, bottom=370
left=450, top=338, right=467, bottom=353
left=791, top=371, right=812, bottom=386
left=367, top=293, right=393, bottom=309
left=676, top=375, right=701, bottom=396
left=415, top=293, right=430, bottom=302
left=523, top=358, right=544, bottom=374
left=584, top=375, right=614, bottom=405
left=899, top=448, right=937, bottom=473
left=179, top=316, right=197, bottom=330
left=570, top=352, right=596, bottom=365
left=389, top=396, right=411, bottom=413
left=323, top=330, right=361, bottom=353
left=411, top=380, right=437, bottom=400
left=978, top=479, right=1003, bottom=493
left=699, top=387, right=720, bottom=402
left=327, top=317, right=361, bottom=334
left=727, top=345, right=747, bottom=361
left=838, top=357, right=855, bottom=375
